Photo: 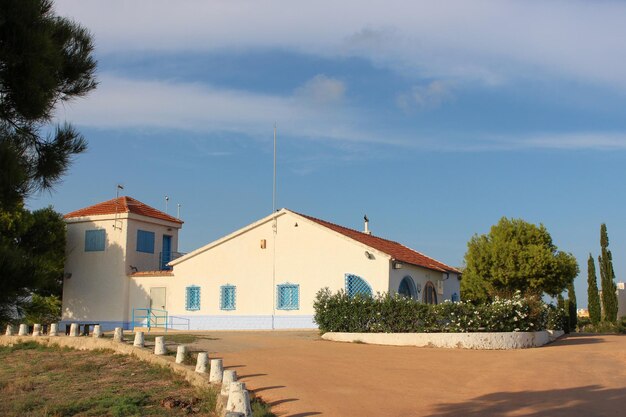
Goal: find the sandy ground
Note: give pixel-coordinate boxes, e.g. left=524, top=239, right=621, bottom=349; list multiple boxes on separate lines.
left=190, top=332, right=626, bottom=417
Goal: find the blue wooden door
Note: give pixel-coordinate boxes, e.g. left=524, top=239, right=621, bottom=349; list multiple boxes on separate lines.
left=161, top=235, right=172, bottom=270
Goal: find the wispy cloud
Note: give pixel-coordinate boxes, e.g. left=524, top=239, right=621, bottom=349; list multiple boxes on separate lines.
left=56, top=0, right=626, bottom=89
left=55, top=74, right=396, bottom=145
left=396, top=80, right=455, bottom=111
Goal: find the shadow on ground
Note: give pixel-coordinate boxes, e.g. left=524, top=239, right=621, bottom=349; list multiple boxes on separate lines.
left=543, top=334, right=605, bottom=347
left=427, top=385, right=626, bottom=417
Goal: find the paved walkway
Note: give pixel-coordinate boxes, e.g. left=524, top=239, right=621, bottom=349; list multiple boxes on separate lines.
left=190, top=332, right=626, bottom=417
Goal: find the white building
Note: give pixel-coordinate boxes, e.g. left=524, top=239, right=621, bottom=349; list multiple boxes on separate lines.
left=62, top=197, right=461, bottom=330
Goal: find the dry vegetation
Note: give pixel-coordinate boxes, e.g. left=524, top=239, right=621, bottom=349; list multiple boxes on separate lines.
left=0, top=342, right=219, bottom=417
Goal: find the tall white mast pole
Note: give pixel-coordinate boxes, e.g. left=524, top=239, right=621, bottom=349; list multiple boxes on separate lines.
left=273, top=123, right=277, bottom=213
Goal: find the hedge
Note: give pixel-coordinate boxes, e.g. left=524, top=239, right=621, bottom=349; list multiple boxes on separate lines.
left=313, top=288, right=565, bottom=333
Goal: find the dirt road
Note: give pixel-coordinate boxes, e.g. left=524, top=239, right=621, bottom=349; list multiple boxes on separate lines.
left=191, top=332, right=626, bottom=417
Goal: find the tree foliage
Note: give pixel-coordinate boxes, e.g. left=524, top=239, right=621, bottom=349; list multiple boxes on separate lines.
left=0, top=206, right=66, bottom=324
left=567, top=282, right=577, bottom=331
left=598, top=224, right=618, bottom=322
left=587, top=254, right=601, bottom=324
left=461, top=217, right=579, bottom=303
left=0, top=0, right=97, bottom=209
left=0, top=0, right=96, bottom=324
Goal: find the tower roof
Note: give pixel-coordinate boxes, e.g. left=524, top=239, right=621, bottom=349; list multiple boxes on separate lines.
left=64, top=196, right=183, bottom=225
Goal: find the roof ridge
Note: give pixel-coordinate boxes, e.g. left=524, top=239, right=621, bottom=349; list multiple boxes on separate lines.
left=64, top=196, right=183, bottom=225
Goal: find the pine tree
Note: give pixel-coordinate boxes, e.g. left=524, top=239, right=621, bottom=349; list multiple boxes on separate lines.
left=598, top=224, right=618, bottom=322
left=567, top=282, right=577, bottom=330
left=587, top=254, right=601, bottom=324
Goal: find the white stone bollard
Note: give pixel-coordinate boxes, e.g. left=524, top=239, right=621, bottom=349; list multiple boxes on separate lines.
left=18, top=324, right=28, bottom=336
left=92, top=325, right=102, bottom=338
left=154, top=336, right=166, bottom=355
left=49, top=323, right=58, bottom=336
left=175, top=345, right=187, bottom=364
left=221, top=370, right=237, bottom=396
left=209, top=359, right=224, bottom=383
left=5, top=324, right=14, bottom=336
left=195, top=352, right=209, bottom=373
left=226, top=382, right=252, bottom=417
left=32, top=324, right=41, bottom=337
left=69, top=323, right=79, bottom=337
left=133, top=331, right=145, bottom=347
left=113, top=327, right=124, bottom=342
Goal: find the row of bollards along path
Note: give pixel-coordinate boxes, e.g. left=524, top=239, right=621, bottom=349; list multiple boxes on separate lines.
left=4, top=323, right=251, bottom=417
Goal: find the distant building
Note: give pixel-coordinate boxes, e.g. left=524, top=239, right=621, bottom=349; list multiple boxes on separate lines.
left=62, top=197, right=461, bottom=330
left=617, top=282, right=626, bottom=319
left=577, top=308, right=589, bottom=318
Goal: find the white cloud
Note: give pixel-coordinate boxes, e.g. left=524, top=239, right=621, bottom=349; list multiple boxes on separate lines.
left=54, top=74, right=395, bottom=145
left=295, top=75, right=346, bottom=104
left=396, top=80, right=454, bottom=111
left=55, top=0, right=626, bottom=89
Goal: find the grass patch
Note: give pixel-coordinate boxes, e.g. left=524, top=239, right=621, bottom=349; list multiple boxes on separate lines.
left=0, top=342, right=218, bottom=416
left=251, top=395, right=276, bottom=417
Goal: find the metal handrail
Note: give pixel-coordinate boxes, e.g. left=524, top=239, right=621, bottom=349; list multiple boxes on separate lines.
left=168, top=315, right=190, bottom=331
left=132, top=308, right=169, bottom=332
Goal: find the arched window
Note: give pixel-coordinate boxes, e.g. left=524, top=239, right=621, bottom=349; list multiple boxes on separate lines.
left=398, top=276, right=417, bottom=299
left=423, top=281, right=437, bottom=305
left=345, top=274, right=372, bottom=297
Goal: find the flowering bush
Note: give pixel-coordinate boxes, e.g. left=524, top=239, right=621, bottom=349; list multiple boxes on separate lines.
left=314, top=288, right=560, bottom=333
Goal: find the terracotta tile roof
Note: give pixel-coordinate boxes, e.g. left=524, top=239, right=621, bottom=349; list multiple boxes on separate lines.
left=295, top=211, right=460, bottom=274
left=130, top=270, right=174, bottom=277
left=65, top=196, right=183, bottom=225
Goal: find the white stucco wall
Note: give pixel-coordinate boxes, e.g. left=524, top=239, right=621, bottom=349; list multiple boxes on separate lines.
left=137, top=211, right=393, bottom=330
left=388, top=264, right=461, bottom=303
left=62, top=213, right=180, bottom=330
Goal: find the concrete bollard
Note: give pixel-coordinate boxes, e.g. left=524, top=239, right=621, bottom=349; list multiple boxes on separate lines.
left=18, top=324, right=28, bottom=336
left=154, top=336, right=166, bottom=355
left=175, top=345, right=187, bottom=364
left=133, top=331, right=145, bottom=347
left=5, top=324, right=14, bottom=336
left=226, top=382, right=252, bottom=417
left=49, top=323, right=58, bottom=336
left=195, top=352, right=209, bottom=373
left=113, top=327, right=124, bottom=342
left=69, top=323, right=79, bottom=337
left=92, top=325, right=102, bottom=338
left=32, top=324, right=41, bottom=337
left=221, top=370, right=237, bottom=396
left=209, top=359, right=224, bottom=383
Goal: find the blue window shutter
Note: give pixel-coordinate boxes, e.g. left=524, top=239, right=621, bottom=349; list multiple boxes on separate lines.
left=220, top=285, right=236, bottom=310
left=345, top=274, right=372, bottom=298
left=137, top=230, right=155, bottom=253
left=277, top=284, right=299, bottom=310
left=185, top=286, right=201, bottom=311
left=85, top=229, right=105, bottom=251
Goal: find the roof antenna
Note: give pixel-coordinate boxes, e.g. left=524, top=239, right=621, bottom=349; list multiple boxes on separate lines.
left=114, top=184, right=124, bottom=230
left=165, top=195, right=169, bottom=214
left=177, top=203, right=181, bottom=219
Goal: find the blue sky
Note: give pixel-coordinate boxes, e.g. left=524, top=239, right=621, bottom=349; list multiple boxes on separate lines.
left=29, top=0, right=626, bottom=308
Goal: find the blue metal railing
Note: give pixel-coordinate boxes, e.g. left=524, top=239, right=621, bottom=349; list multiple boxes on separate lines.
left=132, top=308, right=168, bottom=332
left=131, top=308, right=190, bottom=332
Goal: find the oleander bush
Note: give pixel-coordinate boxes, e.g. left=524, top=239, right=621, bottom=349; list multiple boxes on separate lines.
left=314, top=288, right=563, bottom=333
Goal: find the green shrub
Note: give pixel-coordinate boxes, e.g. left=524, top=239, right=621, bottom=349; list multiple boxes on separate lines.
left=314, top=289, right=558, bottom=333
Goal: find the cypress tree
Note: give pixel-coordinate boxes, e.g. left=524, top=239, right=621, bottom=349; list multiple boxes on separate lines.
left=567, top=282, right=577, bottom=331
left=587, top=254, right=601, bottom=324
left=598, top=224, right=618, bottom=322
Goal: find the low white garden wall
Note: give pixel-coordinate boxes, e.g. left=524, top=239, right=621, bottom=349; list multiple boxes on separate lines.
left=322, top=330, right=564, bottom=349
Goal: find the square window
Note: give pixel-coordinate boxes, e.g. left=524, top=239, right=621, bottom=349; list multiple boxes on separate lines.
left=85, top=229, right=105, bottom=252
left=277, top=284, right=299, bottom=310
left=137, top=230, right=155, bottom=253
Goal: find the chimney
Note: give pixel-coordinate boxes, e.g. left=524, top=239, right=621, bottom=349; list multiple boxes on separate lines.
left=363, top=215, right=371, bottom=235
